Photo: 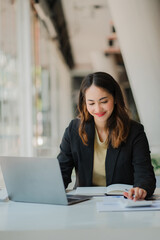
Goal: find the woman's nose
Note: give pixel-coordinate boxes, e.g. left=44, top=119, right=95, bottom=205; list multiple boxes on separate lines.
left=95, top=103, right=102, bottom=112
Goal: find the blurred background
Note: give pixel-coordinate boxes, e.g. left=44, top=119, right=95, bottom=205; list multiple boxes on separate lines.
left=0, top=0, right=160, bottom=177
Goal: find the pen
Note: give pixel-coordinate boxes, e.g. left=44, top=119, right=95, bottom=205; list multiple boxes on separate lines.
left=105, top=193, right=123, bottom=197
left=124, top=189, right=135, bottom=199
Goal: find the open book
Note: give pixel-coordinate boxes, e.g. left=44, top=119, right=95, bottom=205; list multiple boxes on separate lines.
left=74, top=184, right=133, bottom=196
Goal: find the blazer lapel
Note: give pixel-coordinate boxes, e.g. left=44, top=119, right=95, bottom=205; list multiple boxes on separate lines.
left=83, top=120, right=95, bottom=185
left=106, top=143, right=121, bottom=185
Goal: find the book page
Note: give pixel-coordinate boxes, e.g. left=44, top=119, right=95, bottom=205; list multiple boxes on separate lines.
left=74, top=184, right=133, bottom=196
left=106, top=184, right=133, bottom=195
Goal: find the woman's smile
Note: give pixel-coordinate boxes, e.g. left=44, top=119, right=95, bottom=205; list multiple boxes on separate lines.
left=94, top=112, right=106, bottom=117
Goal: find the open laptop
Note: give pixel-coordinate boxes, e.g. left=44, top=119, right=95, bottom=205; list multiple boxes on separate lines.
left=0, top=156, right=91, bottom=205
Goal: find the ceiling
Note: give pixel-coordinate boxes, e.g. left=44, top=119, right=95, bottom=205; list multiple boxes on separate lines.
left=61, top=0, right=112, bottom=72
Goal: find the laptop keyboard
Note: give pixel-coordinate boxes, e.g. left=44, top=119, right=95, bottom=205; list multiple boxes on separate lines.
left=67, top=197, right=80, bottom=203
left=67, top=194, right=91, bottom=204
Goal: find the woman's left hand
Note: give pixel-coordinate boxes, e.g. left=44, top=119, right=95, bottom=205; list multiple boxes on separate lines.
left=123, top=187, right=147, bottom=201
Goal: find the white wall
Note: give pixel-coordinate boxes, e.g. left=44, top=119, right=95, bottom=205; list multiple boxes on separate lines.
left=90, top=51, right=118, bottom=80
left=50, top=42, right=73, bottom=156
left=56, top=52, right=73, bottom=140
left=108, top=0, right=160, bottom=154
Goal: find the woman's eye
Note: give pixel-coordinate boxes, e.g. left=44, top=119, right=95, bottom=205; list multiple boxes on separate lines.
left=101, top=101, right=108, bottom=104
left=89, top=103, right=94, bottom=106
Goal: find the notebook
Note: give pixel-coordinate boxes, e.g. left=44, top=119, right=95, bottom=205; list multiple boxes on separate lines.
left=0, top=156, right=91, bottom=205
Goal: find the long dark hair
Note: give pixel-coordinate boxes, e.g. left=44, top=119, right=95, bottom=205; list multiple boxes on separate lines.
left=78, top=72, right=130, bottom=148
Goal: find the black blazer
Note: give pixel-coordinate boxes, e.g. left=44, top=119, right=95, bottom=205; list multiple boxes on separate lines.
left=57, top=118, right=156, bottom=197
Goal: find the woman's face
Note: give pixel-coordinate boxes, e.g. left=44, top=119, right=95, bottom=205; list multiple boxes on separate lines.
left=85, top=84, right=115, bottom=125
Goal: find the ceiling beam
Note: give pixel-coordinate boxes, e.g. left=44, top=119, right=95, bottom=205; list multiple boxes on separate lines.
left=33, top=0, right=74, bottom=69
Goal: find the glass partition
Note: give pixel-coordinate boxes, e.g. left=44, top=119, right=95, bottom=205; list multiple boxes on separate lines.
left=0, top=0, right=19, bottom=155
left=31, top=10, right=52, bottom=156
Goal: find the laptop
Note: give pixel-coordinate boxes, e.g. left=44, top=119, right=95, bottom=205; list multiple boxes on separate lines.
left=0, top=156, right=91, bottom=205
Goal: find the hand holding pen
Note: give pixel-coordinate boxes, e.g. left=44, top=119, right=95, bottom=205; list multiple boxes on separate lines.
left=123, top=187, right=147, bottom=201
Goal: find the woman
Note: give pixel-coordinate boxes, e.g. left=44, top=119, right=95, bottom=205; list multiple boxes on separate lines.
left=57, top=72, right=156, bottom=200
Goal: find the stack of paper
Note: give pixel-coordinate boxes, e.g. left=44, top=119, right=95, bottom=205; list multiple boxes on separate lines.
left=96, top=196, right=160, bottom=212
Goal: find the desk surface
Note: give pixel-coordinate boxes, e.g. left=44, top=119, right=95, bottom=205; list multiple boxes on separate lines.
left=1, top=190, right=160, bottom=240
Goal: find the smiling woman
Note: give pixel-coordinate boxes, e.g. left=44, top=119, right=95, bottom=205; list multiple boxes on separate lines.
left=85, top=85, right=115, bottom=124
left=57, top=72, right=156, bottom=201
left=78, top=72, right=130, bottom=148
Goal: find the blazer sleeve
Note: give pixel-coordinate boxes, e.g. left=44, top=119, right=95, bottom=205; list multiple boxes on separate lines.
left=131, top=123, right=156, bottom=197
left=57, top=122, right=75, bottom=188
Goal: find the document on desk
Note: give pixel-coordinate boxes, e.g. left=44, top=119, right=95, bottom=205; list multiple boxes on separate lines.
left=96, top=196, right=160, bottom=212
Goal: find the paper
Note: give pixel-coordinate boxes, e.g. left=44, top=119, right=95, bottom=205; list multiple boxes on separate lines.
left=75, top=187, right=107, bottom=196
left=96, top=196, right=160, bottom=212
left=119, top=199, right=153, bottom=208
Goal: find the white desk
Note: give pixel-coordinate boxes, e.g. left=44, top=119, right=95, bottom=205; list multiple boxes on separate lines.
left=0, top=190, right=160, bottom=240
